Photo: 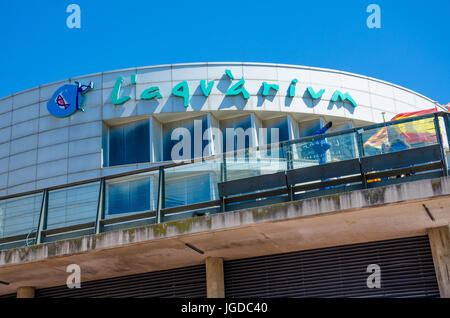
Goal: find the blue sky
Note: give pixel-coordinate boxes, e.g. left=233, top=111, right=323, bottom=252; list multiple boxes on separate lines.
left=0, top=0, right=448, bottom=104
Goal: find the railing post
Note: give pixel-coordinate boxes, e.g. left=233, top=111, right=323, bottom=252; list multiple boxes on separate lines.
left=355, top=130, right=367, bottom=188
left=94, top=179, right=105, bottom=235
left=220, top=157, right=226, bottom=183
left=286, top=143, right=293, bottom=171
left=156, top=166, right=165, bottom=224
left=434, top=114, right=448, bottom=176
left=283, top=142, right=294, bottom=201
left=355, top=129, right=365, bottom=158
left=219, top=154, right=227, bottom=212
left=222, top=153, right=227, bottom=182
left=443, top=112, right=450, bottom=148
left=35, top=189, right=48, bottom=244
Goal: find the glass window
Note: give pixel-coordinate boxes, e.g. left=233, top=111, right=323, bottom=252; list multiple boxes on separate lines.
left=220, top=115, right=254, bottom=153
left=261, top=117, right=291, bottom=144
left=108, top=119, right=150, bottom=166
left=298, top=119, right=324, bottom=138
left=163, top=116, right=209, bottom=161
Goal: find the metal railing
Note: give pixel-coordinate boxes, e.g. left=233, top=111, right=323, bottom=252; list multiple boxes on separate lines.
left=1, top=111, right=449, bottom=250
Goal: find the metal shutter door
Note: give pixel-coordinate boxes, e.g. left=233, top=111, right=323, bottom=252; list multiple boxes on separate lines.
left=36, top=264, right=206, bottom=298
left=224, top=236, right=439, bottom=298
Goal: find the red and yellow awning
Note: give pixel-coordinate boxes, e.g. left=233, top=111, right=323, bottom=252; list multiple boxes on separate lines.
left=364, top=108, right=438, bottom=150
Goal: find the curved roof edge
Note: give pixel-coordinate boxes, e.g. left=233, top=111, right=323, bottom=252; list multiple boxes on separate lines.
left=0, top=61, right=439, bottom=107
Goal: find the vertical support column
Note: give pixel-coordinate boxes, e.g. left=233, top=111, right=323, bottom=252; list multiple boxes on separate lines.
left=355, top=128, right=365, bottom=158
left=35, top=189, right=48, bottom=244
left=286, top=115, right=299, bottom=141
left=205, top=113, right=217, bottom=157
left=442, top=113, right=450, bottom=175
left=249, top=113, right=260, bottom=149
left=156, top=166, right=165, bottom=224
left=149, top=117, right=163, bottom=162
left=17, top=286, right=35, bottom=298
left=427, top=226, right=450, bottom=298
left=206, top=257, right=225, bottom=298
left=434, top=115, right=448, bottom=176
left=248, top=113, right=260, bottom=162
left=443, top=113, right=450, bottom=149
left=286, top=116, right=299, bottom=167
left=356, top=129, right=367, bottom=189
left=94, top=179, right=105, bottom=234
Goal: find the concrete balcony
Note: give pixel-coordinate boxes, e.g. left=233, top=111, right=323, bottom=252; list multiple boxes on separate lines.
left=1, top=175, right=449, bottom=295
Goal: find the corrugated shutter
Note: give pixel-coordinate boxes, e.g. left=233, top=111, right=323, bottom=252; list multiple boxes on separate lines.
left=224, top=236, right=439, bottom=298
left=36, top=265, right=206, bottom=298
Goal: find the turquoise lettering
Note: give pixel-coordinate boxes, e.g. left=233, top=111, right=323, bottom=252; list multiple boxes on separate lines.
left=226, top=78, right=250, bottom=99
left=331, top=90, right=357, bottom=107
left=111, top=76, right=131, bottom=105
left=262, top=82, right=279, bottom=97
left=289, top=79, right=298, bottom=97
left=200, top=80, right=214, bottom=97
left=306, top=86, right=325, bottom=100
left=225, top=69, right=234, bottom=80
left=172, top=81, right=190, bottom=107
left=140, top=86, right=162, bottom=100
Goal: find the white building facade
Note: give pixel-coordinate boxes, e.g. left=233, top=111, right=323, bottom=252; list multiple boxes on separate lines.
left=0, top=62, right=437, bottom=198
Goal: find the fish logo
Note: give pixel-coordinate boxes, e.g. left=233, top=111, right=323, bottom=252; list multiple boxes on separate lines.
left=47, top=81, right=94, bottom=117
left=55, top=93, right=70, bottom=110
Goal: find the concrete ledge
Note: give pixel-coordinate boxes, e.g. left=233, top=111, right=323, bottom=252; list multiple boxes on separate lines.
left=0, top=176, right=449, bottom=294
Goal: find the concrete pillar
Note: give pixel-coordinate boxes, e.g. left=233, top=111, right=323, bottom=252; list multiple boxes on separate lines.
left=206, top=257, right=225, bottom=298
left=17, top=286, right=35, bottom=298
left=428, top=226, right=450, bottom=298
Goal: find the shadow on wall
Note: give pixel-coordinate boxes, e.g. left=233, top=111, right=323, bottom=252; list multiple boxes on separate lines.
left=256, top=85, right=276, bottom=107
left=216, top=74, right=232, bottom=94
left=328, top=100, right=355, bottom=114
left=285, top=86, right=294, bottom=107
left=302, top=89, right=320, bottom=109
left=136, top=99, right=161, bottom=114
left=217, top=74, right=248, bottom=110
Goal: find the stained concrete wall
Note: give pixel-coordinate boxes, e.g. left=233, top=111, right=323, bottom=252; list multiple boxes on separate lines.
left=428, top=226, right=450, bottom=297
left=0, top=176, right=449, bottom=267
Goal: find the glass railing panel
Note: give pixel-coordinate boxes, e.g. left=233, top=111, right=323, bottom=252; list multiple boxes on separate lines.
left=105, top=170, right=159, bottom=219
left=289, top=131, right=359, bottom=170
left=164, top=159, right=222, bottom=209
left=0, top=192, right=43, bottom=239
left=47, top=182, right=100, bottom=230
left=361, top=117, right=437, bottom=157
left=224, top=144, right=286, bottom=181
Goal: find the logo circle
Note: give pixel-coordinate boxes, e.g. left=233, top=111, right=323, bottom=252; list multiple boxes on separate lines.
left=47, top=84, right=79, bottom=118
